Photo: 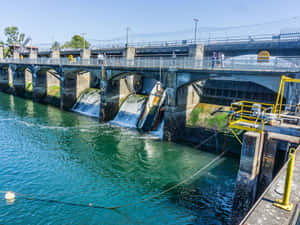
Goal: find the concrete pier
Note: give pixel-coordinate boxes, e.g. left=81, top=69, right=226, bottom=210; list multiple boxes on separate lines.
left=60, top=71, right=90, bottom=110
left=33, top=69, right=47, bottom=101
left=231, top=132, right=265, bottom=225
left=241, top=145, right=300, bottom=225
left=232, top=131, right=300, bottom=225
left=13, top=68, right=26, bottom=96
left=0, top=66, right=10, bottom=91
left=100, top=73, right=133, bottom=122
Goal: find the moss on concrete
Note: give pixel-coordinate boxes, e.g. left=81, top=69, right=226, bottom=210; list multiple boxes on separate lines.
left=187, top=103, right=230, bottom=131
left=189, top=105, right=204, bottom=126
left=48, top=85, right=60, bottom=98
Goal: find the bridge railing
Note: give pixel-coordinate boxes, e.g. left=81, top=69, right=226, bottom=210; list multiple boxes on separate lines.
left=0, top=57, right=299, bottom=72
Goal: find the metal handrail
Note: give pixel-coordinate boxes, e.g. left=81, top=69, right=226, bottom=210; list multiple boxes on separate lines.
left=0, top=57, right=299, bottom=72
left=229, top=101, right=275, bottom=132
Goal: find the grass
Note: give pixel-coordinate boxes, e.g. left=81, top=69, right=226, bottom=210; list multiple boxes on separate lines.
left=25, top=82, right=32, bottom=92
left=48, top=85, right=60, bottom=98
left=207, top=112, right=228, bottom=131
left=188, top=105, right=204, bottom=126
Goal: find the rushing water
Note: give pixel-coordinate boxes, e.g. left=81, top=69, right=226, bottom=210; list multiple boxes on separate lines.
left=111, top=94, right=147, bottom=128
left=0, top=92, right=239, bottom=225
left=72, top=89, right=101, bottom=118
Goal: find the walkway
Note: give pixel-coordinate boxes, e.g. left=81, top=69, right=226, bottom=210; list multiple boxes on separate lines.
left=0, top=57, right=299, bottom=73
left=241, top=145, right=300, bottom=225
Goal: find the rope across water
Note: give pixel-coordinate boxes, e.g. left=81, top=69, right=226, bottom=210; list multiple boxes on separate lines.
left=0, top=150, right=227, bottom=210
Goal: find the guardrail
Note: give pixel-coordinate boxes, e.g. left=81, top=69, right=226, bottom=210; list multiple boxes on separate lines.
left=229, top=101, right=275, bottom=132
left=0, top=57, right=299, bottom=72
left=32, top=33, right=300, bottom=51
left=126, top=33, right=300, bottom=48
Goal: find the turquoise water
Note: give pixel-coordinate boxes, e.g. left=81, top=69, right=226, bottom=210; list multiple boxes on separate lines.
left=0, top=93, right=239, bottom=225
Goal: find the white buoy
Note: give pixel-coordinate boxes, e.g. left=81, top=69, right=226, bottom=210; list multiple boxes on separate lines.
left=5, top=191, right=15, bottom=201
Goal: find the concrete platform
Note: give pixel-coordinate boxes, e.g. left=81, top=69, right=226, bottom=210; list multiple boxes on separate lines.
left=240, top=146, right=300, bottom=225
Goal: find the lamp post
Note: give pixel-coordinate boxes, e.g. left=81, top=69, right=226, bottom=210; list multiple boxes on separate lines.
left=126, top=27, right=130, bottom=47
left=193, top=18, right=199, bottom=43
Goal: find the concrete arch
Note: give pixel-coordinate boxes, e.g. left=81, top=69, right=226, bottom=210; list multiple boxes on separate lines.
left=0, top=64, right=9, bottom=70
left=37, top=66, right=59, bottom=75
left=108, top=69, right=161, bottom=82
left=14, top=65, right=28, bottom=73
left=175, top=75, right=281, bottom=108
left=109, top=71, right=144, bottom=81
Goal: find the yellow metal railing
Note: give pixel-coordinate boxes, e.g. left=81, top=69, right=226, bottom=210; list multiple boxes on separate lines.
left=273, top=76, right=300, bottom=117
left=274, top=147, right=297, bottom=211
left=229, top=101, right=274, bottom=133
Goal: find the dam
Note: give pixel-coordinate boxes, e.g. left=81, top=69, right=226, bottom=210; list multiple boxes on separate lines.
left=0, top=42, right=300, bottom=225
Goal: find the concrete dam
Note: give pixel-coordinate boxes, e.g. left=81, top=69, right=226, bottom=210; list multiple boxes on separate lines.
left=1, top=42, right=300, bottom=224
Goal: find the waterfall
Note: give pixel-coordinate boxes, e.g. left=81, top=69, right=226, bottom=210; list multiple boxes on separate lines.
left=72, top=89, right=101, bottom=118
left=110, top=94, right=148, bottom=128
left=138, top=82, right=166, bottom=131
left=149, top=119, right=164, bottom=139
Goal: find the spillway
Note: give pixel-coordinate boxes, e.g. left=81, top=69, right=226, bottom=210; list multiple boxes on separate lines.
left=72, top=89, right=100, bottom=118
left=110, top=94, right=148, bottom=128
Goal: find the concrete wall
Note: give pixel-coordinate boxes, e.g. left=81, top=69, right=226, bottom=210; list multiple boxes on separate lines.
left=32, top=69, right=61, bottom=102
left=0, top=68, right=9, bottom=90
left=164, top=81, right=201, bottom=141
left=61, top=72, right=76, bottom=110
left=29, top=50, right=38, bottom=59
left=256, top=133, right=278, bottom=197
left=47, top=70, right=60, bottom=94
left=61, top=71, right=91, bottom=110
left=51, top=50, right=60, bottom=59
left=25, top=69, right=32, bottom=89
left=76, top=72, right=91, bottom=98
left=13, top=51, right=20, bottom=60
left=13, top=69, right=26, bottom=96
left=33, top=71, right=47, bottom=101
left=80, top=49, right=91, bottom=65
left=100, top=75, right=134, bottom=121
left=231, top=131, right=265, bottom=225
left=124, top=47, right=136, bottom=60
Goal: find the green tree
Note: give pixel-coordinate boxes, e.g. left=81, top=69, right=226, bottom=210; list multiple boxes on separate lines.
left=62, top=35, right=90, bottom=49
left=4, top=26, right=25, bottom=46
left=52, top=41, right=60, bottom=50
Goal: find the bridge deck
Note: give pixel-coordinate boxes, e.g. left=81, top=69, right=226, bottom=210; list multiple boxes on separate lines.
left=0, top=58, right=298, bottom=75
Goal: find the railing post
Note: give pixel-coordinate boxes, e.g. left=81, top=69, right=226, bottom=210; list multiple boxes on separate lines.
left=273, top=148, right=297, bottom=211
left=241, top=104, right=244, bottom=120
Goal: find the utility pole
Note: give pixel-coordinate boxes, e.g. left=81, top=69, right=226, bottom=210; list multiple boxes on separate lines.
left=193, top=18, right=199, bottom=43
left=81, top=33, right=87, bottom=49
left=126, top=27, right=130, bottom=47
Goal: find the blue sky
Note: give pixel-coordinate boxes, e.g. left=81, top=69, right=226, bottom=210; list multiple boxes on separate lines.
left=1, top=0, right=300, bottom=47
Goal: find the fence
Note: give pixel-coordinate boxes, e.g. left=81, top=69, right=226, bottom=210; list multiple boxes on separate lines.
left=0, top=57, right=299, bottom=72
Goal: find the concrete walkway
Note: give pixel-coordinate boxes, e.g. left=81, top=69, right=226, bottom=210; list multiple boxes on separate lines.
left=241, top=146, right=300, bottom=225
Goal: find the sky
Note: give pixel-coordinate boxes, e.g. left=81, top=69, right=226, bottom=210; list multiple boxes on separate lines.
left=1, top=0, right=300, bottom=47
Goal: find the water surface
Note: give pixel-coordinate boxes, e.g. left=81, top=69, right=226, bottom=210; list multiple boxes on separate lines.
left=0, top=92, right=239, bottom=225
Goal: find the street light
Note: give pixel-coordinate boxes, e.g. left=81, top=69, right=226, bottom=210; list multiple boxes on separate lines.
left=81, top=33, right=87, bottom=49
left=193, top=18, right=199, bottom=43
left=126, top=27, right=130, bottom=47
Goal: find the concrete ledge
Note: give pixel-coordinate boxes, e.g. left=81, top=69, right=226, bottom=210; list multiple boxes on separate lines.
left=241, top=146, right=300, bottom=225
